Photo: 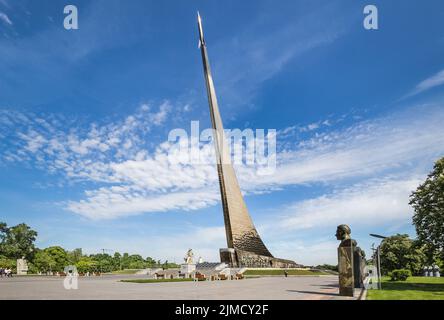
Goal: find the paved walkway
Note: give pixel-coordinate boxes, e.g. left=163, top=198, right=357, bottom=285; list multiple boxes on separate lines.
left=0, top=275, right=357, bottom=300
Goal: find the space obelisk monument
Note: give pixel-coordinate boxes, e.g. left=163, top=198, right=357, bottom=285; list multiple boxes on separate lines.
left=197, top=13, right=297, bottom=268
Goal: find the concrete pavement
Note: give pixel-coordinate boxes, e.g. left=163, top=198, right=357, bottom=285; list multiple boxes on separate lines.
left=0, top=275, right=357, bottom=300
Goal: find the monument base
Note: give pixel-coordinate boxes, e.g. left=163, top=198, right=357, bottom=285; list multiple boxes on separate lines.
left=220, top=248, right=299, bottom=268
left=16, top=258, right=29, bottom=275
left=180, top=263, right=196, bottom=274
left=338, top=246, right=354, bottom=297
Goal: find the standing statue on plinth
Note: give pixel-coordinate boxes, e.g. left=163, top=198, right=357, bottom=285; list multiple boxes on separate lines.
left=184, top=249, right=194, bottom=264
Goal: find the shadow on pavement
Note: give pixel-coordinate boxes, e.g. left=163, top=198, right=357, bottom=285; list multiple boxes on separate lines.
left=287, top=290, right=340, bottom=297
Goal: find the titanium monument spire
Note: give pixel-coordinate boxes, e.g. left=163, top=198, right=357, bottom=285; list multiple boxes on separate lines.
left=197, top=12, right=281, bottom=264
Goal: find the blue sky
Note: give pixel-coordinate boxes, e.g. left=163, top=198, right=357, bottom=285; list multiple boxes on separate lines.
left=1, top=0, right=444, bottom=265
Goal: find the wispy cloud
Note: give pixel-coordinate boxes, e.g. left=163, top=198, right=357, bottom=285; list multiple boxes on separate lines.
left=0, top=0, right=9, bottom=8
left=211, top=4, right=349, bottom=110
left=232, top=104, right=444, bottom=198
left=2, top=102, right=443, bottom=220
left=0, top=0, right=153, bottom=86
left=404, top=69, right=444, bottom=98
left=274, top=176, right=421, bottom=231
left=0, top=102, right=173, bottom=181
left=0, top=11, right=12, bottom=25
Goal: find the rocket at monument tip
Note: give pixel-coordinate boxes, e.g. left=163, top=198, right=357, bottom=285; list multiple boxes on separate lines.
left=197, top=11, right=205, bottom=47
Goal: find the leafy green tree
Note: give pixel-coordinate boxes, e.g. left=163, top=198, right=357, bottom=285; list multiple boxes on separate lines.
left=26, top=262, right=39, bottom=274
left=0, top=222, right=7, bottom=242
left=0, top=255, right=16, bottom=270
left=121, top=253, right=130, bottom=269
left=33, top=250, right=56, bottom=273
left=113, top=252, right=122, bottom=270
left=0, top=222, right=37, bottom=260
left=126, top=254, right=145, bottom=269
left=145, top=256, right=156, bottom=267
left=315, top=264, right=339, bottom=272
left=99, top=259, right=113, bottom=272
left=410, top=157, right=444, bottom=260
left=44, top=246, right=69, bottom=272
left=68, top=248, right=83, bottom=264
left=76, top=257, right=97, bottom=273
left=88, top=253, right=115, bottom=272
left=379, top=234, right=426, bottom=275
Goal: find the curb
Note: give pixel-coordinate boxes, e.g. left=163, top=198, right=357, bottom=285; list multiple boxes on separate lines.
left=358, top=286, right=368, bottom=300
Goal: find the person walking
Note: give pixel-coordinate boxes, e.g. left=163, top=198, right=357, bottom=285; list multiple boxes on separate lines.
left=284, top=270, right=288, bottom=278
left=5, top=268, right=12, bottom=277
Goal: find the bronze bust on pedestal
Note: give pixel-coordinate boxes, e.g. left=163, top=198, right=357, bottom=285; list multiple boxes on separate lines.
left=336, top=224, right=355, bottom=297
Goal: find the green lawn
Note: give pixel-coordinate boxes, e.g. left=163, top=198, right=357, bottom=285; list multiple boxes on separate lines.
left=120, top=278, right=194, bottom=284
left=243, top=269, right=327, bottom=276
left=367, top=276, right=444, bottom=300
left=110, top=269, right=141, bottom=275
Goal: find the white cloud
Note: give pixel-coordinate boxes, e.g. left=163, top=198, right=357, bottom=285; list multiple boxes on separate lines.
left=249, top=104, right=444, bottom=190
left=0, top=11, right=12, bottom=25
left=275, top=176, right=421, bottom=231
left=405, top=69, right=444, bottom=98
left=63, top=104, right=444, bottom=219
left=66, top=187, right=220, bottom=220
left=1, top=103, right=444, bottom=221
left=150, top=101, right=171, bottom=125
left=0, top=103, right=172, bottom=182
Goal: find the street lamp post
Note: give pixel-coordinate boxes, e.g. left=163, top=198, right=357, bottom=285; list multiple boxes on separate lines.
left=370, top=233, right=387, bottom=290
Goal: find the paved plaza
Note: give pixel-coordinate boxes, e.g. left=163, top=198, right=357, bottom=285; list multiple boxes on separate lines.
left=0, top=275, right=357, bottom=300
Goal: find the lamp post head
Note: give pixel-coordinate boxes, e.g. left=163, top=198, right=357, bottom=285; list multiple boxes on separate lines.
left=369, top=233, right=387, bottom=239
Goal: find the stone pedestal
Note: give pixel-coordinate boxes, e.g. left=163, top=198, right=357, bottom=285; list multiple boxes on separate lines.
left=220, top=248, right=238, bottom=267
left=180, top=263, right=196, bottom=275
left=338, top=246, right=354, bottom=297
left=220, top=248, right=299, bottom=268
left=353, top=248, right=366, bottom=288
left=16, top=258, right=29, bottom=275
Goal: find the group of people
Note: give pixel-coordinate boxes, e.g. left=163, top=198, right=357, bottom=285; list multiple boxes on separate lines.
left=0, top=268, right=13, bottom=277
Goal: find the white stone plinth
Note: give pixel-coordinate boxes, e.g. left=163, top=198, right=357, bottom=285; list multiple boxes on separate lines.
left=17, top=258, right=29, bottom=275
left=180, top=264, right=196, bottom=274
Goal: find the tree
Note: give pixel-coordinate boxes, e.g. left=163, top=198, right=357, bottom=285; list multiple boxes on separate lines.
left=315, top=264, right=339, bottom=272
left=88, top=253, right=115, bottom=273
left=410, top=157, right=444, bottom=260
left=145, top=256, right=156, bottom=267
left=379, top=234, right=426, bottom=275
left=0, top=222, right=7, bottom=242
left=76, top=257, right=97, bottom=273
left=33, top=250, right=56, bottom=273
left=113, top=252, right=122, bottom=270
left=127, top=254, right=145, bottom=269
left=0, top=222, right=37, bottom=260
left=121, top=253, right=130, bottom=269
left=0, top=255, right=16, bottom=270
left=44, top=246, right=69, bottom=272
left=68, top=248, right=83, bottom=264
